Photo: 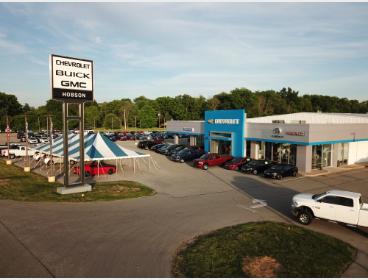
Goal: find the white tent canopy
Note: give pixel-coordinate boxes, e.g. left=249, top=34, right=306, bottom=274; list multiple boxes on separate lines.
left=33, top=132, right=150, bottom=162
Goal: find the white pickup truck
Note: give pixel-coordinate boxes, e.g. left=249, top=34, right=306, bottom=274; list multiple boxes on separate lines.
left=291, top=190, right=368, bottom=227
left=1, top=146, right=35, bottom=158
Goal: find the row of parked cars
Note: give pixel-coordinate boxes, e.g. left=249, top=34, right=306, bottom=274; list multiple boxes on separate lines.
left=17, top=131, right=60, bottom=144
left=138, top=140, right=298, bottom=180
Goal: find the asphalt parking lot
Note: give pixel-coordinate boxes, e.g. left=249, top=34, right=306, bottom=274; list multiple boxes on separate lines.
left=0, top=138, right=367, bottom=277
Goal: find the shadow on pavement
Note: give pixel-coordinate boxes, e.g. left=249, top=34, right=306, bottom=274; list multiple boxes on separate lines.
left=230, top=174, right=299, bottom=219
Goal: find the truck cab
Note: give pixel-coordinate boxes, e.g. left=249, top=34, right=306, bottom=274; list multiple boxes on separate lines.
left=292, top=190, right=368, bottom=227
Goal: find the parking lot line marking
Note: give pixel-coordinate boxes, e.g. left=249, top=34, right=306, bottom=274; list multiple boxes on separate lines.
left=250, top=199, right=267, bottom=209
left=236, top=204, right=256, bottom=213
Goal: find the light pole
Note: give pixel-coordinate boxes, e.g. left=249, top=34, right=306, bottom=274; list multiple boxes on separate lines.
left=157, top=113, right=161, bottom=129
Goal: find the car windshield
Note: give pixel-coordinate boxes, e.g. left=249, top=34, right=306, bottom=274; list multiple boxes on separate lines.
left=200, top=154, right=209, bottom=160
left=228, top=158, right=243, bottom=164
left=178, top=148, right=189, bottom=154
left=246, top=161, right=261, bottom=166
left=269, top=165, right=286, bottom=170
left=312, top=192, right=326, bottom=200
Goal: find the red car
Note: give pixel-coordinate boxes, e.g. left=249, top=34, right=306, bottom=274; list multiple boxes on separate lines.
left=193, top=153, right=233, bottom=170
left=224, top=157, right=251, bottom=171
left=73, top=161, right=117, bottom=177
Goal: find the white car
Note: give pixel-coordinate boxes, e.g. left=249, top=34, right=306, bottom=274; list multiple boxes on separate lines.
left=1, top=146, right=35, bottom=158
left=292, top=190, right=368, bottom=227
left=39, top=137, right=50, bottom=144
left=28, top=137, right=38, bottom=144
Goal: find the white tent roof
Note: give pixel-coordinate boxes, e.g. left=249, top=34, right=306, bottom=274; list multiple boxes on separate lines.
left=33, top=132, right=150, bottom=161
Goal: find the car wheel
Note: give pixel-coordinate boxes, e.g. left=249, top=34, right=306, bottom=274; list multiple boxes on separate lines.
left=108, top=168, right=114, bottom=175
left=85, top=171, right=91, bottom=177
left=276, top=174, right=282, bottom=180
left=252, top=169, right=258, bottom=175
left=203, top=164, right=208, bottom=170
left=297, top=210, right=312, bottom=225
left=293, top=171, right=297, bottom=177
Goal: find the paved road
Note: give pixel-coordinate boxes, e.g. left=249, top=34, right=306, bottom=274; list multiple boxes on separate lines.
left=0, top=143, right=283, bottom=277
left=0, top=140, right=367, bottom=276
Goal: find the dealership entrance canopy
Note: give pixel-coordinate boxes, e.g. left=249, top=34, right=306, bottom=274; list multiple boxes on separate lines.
left=166, top=110, right=368, bottom=174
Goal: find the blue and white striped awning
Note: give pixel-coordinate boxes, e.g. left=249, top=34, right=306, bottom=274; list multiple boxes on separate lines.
left=33, top=133, right=150, bottom=161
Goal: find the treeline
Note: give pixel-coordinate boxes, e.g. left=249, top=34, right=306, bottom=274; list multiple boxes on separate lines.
left=1, top=88, right=368, bottom=131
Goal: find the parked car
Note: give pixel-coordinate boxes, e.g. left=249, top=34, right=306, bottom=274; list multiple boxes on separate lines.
left=166, top=144, right=186, bottom=156
left=193, top=153, right=233, bottom=170
left=240, top=159, right=274, bottom=175
left=73, top=161, right=117, bottom=177
left=138, top=140, right=154, bottom=149
left=1, top=145, right=35, bottom=158
left=170, top=147, right=204, bottom=162
left=150, top=143, right=166, bottom=151
left=39, top=136, right=50, bottom=144
left=28, top=137, right=39, bottom=144
left=264, top=164, right=298, bottom=179
left=291, top=190, right=368, bottom=226
left=157, top=143, right=175, bottom=154
left=223, top=157, right=251, bottom=171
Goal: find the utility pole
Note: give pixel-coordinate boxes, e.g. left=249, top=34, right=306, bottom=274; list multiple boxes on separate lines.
left=5, top=115, right=11, bottom=165
left=46, top=115, right=49, bottom=135
left=24, top=114, right=30, bottom=172
left=123, top=109, right=127, bottom=131
left=38, top=116, right=41, bottom=132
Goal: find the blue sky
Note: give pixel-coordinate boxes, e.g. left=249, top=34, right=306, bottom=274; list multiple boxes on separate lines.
left=0, top=3, right=367, bottom=107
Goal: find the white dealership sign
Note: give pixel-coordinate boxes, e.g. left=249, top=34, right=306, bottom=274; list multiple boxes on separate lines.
left=50, top=54, right=94, bottom=101
left=207, top=119, right=240, bottom=125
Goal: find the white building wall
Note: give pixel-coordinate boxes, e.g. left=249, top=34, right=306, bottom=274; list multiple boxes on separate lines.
left=348, top=141, right=368, bottom=164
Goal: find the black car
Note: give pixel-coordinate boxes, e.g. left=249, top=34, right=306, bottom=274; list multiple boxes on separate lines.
left=138, top=140, right=156, bottom=150
left=166, top=145, right=186, bottom=156
left=264, top=164, right=298, bottom=179
left=170, top=147, right=204, bottom=162
left=150, top=143, right=166, bottom=151
left=240, top=160, right=274, bottom=175
left=157, top=143, right=174, bottom=154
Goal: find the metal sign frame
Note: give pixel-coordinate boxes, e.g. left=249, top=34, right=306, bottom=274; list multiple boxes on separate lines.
left=50, top=54, right=93, bottom=189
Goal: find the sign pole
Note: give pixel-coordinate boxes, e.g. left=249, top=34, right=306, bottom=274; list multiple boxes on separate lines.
left=48, top=115, right=55, bottom=182
left=63, top=102, right=69, bottom=187
left=79, top=103, right=85, bottom=185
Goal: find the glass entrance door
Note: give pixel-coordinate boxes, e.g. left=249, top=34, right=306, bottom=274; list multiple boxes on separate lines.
left=337, top=143, right=349, bottom=167
left=210, top=140, right=231, bottom=155
left=312, top=144, right=332, bottom=169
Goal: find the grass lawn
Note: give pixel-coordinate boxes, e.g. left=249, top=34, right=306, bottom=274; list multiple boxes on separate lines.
left=173, top=222, right=356, bottom=278
left=0, top=160, right=155, bottom=202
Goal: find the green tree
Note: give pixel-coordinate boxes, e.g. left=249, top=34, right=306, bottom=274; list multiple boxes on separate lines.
left=138, top=104, right=157, bottom=128
left=103, top=113, right=120, bottom=129
left=85, top=105, right=100, bottom=129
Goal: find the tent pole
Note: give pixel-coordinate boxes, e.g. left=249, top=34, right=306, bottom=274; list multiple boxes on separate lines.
left=133, top=158, right=136, bottom=173
left=98, top=160, right=100, bottom=178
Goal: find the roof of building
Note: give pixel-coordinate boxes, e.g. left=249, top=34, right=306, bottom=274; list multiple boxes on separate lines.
left=247, top=112, right=368, bottom=124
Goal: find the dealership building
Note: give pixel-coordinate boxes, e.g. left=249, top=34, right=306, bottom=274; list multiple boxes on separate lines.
left=166, top=110, right=368, bottom=174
